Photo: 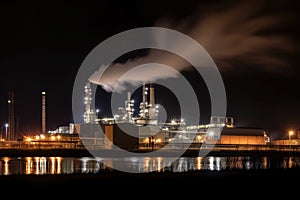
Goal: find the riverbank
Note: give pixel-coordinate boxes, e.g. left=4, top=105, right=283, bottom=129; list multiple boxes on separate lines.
left=1, top=148, right=300, bottom=157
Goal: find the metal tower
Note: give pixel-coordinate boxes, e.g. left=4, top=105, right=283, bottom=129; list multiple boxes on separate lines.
left=7, top=90, right=15, bottom=141
left=41, top=91, right=46, bottom=134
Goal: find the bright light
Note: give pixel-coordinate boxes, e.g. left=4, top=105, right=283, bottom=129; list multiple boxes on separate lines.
left=197, top=135, right=202, bottom=141
left=35, top=135, right=40, bottom=140
left=289, top=130, right=294, bottom=136
left=5, top=123, right=8, bottom=128
left=7, top=100, right=11, bottom=104
left=51, top=135, right=56, bottom=140
left=57, top=135, right=61, bottom=140
left=42, top=91, right=46, bottom=95
left=40, top=134, right=45, bottom=139
left=155, top=138, right=161, bottom=143
left=26, top=137, right=32, bottom=142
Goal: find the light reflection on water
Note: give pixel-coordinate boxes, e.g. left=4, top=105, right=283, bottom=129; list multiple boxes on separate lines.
left=0, top=156, right=300, bottom=175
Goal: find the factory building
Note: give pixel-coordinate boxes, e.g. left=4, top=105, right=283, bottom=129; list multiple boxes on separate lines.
left=189, top=116, right=270, bottom=146
left=216, top=127, right=269, bottom=145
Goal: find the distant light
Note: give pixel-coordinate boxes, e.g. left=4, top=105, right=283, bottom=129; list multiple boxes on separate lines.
left=42, top=91, right=46, bottom=95
left=7, top=100, right=11, bottom=104
left=5, top=123, right=8, bottom=128
left=289, top=130, right=294, bottom=136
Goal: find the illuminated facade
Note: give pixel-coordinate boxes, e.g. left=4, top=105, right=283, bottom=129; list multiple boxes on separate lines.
left=83, top=81, right=97, bottom=124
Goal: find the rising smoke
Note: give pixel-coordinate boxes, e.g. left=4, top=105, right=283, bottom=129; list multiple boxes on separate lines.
left=89, top=1, right=294, bottom=93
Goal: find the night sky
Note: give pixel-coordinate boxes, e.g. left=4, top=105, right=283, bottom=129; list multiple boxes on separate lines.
left=0, top=0, right=299, bottom=139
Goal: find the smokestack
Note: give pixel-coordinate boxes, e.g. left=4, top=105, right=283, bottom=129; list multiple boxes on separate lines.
left=127, top=91, right=131, bottom=102
left=42, top=91, right=46, bottom=134
left=149, top=83, right=155, bottom=106
left=8, top=90, right=15, bottom=141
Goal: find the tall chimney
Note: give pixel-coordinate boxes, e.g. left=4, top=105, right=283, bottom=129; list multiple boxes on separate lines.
left=8, top=90, right=15, bottom=141
left=149, top=83, right=155, bottom=106
left=127, top=91, right=131, bottom=102
left=42, top=91, right=46, bottom=134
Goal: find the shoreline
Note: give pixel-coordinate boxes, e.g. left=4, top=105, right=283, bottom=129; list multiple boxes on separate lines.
left=0, top=148, right=300, bottom=157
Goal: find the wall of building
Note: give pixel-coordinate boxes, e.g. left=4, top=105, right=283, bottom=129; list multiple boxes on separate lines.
left=104, top=123, right=139, bottom=149
left=217, top=135, right=266, bottom=145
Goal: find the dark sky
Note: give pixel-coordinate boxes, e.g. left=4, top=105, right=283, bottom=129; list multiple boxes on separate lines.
left=0, top=0, right=299, bottom=139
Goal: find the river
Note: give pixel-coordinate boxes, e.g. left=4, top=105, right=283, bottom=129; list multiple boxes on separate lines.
left=1, top=156, right=300, bottom=175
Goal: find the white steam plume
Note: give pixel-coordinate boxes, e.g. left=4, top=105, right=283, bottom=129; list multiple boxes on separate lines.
left=89, top=1, right=294, bottom=93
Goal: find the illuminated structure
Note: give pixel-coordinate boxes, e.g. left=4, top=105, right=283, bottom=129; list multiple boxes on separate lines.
left=83, top=81, right=97, bottom=124
left=135, top=83, right=158, bottom=125
left=114, top=92, right=135, bottom=123
left=124, top=91, right=134, bottom=123
left=41, top=91, right=47, bottom=134
left=7, top=90, right=15, bottom=141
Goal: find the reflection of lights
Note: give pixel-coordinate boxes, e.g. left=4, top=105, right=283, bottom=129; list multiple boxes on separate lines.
left=144, top=157, right=150, bottom=172
left=262, top=157, right=268, bottom=169
left=25, top=157, right=32, bottom=174
left=289, top=157, right=293, bottom=168
left=35, top=157, right=39, bottom=174
left=51, top=157, right=55, bottom=174
left=40, top=157, right=47, bottom=174
left=56, top=157, right=62, bottom=174
left=196, top=157, right=202, bottom=170
left=209, top=157, right=214, bottom=170
left=81, top=157, right=89, bottom=172
left=216, top=157, right=221, bottom=171
left=157, top=157, right=162, bottom=172
left=4, top=157, right=9, bottom=175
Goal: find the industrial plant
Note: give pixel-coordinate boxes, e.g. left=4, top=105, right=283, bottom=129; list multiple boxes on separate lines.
left=18, top=80, right=273, bottom=151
